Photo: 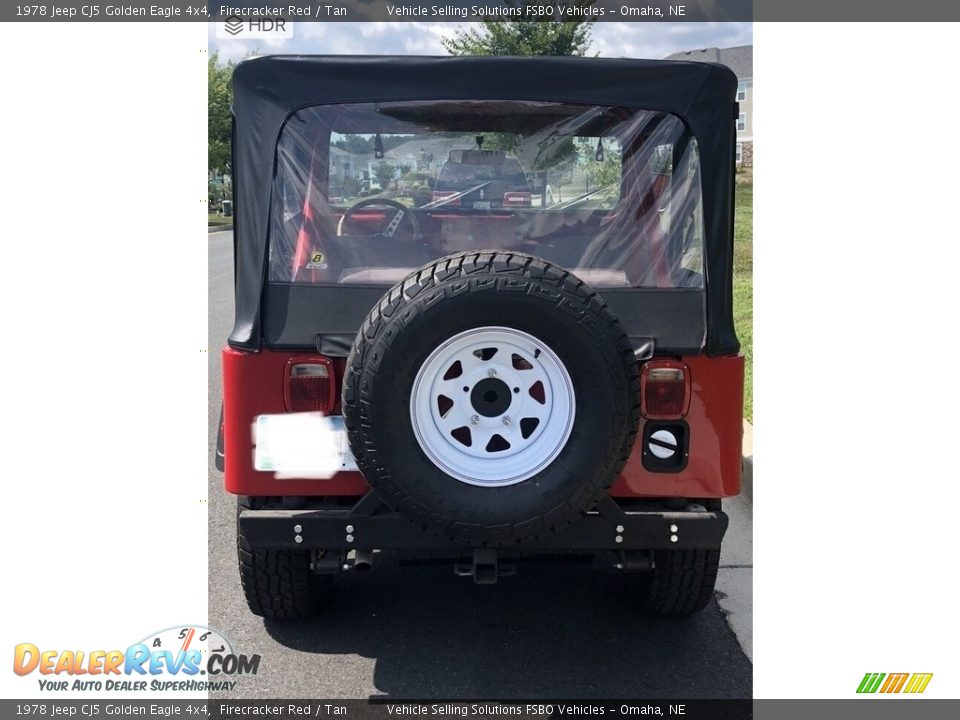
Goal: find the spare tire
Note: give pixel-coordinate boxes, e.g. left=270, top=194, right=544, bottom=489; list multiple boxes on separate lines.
left=343, top=251, right=640, bottom=543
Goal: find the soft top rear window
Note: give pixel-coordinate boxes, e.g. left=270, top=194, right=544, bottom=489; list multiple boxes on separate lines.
left=269, top=100, right=704, bottom=289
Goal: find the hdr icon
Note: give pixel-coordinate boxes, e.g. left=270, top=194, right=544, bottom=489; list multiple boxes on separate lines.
left=216, top=16, right=294, bottom=39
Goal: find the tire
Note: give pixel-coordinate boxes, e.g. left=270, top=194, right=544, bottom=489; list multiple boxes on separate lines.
left=237, top=503, right=333, bottom=619
left=343, top=251, right=640, bottom=543
left=626, top=548, right=721, bottom=616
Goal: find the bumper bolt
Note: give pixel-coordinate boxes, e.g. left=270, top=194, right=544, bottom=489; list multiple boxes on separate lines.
left=345, top=525, right=354, bottom=534
left=294, top=524, right=302, bottom=533
left=294, top=535, right=303, bottom=544
left=346, top=534, right=355, bottom=543
left=615, top=535, right=623, bottom=543
left=670, top=534, right=679, bottom=543
left=616, top=525, right=624, bottom=533
left=670, top=524, right=678, bottom=533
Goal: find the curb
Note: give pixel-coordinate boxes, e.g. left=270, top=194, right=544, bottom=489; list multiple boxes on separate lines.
left=741, top=419, right=753, bottom=502
left=209, top=225, right=233, bottom=233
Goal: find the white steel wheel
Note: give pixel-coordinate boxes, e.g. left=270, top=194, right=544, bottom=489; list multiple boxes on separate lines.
left=410, top=326, right=576, bottom=487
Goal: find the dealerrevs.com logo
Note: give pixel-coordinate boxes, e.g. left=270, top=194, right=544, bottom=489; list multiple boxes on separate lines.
left=13, top=626, right=260, bottom=693
left=216, top=16, right=294, bottom=39
left=857, top=672, right=933, bottom=694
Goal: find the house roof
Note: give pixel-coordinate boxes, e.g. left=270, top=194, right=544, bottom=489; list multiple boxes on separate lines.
left=329, top=145, right=374, bottom=167
left=665, top=45, right=752, bottom=80
left=384, top=137, right=473, bottom=163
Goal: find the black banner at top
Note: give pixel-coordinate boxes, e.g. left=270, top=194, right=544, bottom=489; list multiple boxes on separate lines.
left=8, top=1, right=751, bottom=22
left=5, top=0, right=960, bottom=21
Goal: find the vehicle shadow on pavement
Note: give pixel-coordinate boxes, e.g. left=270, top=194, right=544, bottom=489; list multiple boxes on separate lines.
left=262, top=557, right=752, bottom=699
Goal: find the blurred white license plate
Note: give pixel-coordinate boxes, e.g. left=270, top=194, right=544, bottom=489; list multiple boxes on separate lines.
left=472, top=201, right=491, bottom=209
left=254, top=413, right=357, bottom=479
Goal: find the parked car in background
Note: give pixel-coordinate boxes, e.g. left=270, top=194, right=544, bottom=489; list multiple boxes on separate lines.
left=432, top=149, right=532, bottom=209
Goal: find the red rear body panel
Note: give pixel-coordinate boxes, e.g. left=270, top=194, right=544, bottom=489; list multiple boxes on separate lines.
left=222, top=348, right=743, bottom=499
left=610, top=354, right=743, bottom=498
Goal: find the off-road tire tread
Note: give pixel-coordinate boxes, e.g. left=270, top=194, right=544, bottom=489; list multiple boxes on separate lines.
left=343, top=250, right=641, bottom=543
left=629, top=549, right=721, bottom=616
left=237, top=506, right=333, bottom=619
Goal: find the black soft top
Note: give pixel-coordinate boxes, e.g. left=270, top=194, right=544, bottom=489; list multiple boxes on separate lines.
left=229, top=55, right=739, bottom=355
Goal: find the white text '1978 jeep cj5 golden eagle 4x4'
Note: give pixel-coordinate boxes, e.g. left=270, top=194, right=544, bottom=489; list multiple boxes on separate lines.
left=217, top=55, right=744, bottom=619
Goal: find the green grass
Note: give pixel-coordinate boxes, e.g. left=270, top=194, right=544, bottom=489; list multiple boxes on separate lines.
left=733, top=176, right=753, bottom=421
left=208, top=212, right=232, bottom=227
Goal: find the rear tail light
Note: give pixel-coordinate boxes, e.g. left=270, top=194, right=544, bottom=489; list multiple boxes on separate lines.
left=432, top=191, right=460, bottom=206
left=503, top=192, right=531, bottom=207
left=283, top=358, right=336, bottom=414
left=641, top=362, right=690, bottom=419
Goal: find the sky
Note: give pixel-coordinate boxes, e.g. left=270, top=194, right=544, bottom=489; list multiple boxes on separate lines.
left=208, top=22, right=752, bottom=63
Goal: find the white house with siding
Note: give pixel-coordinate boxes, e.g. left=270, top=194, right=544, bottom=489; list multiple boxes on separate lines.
left=666, top=45, right=753, bottom=167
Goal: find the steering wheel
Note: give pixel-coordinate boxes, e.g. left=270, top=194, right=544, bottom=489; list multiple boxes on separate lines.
left=337, top=198, right=420, bottom=242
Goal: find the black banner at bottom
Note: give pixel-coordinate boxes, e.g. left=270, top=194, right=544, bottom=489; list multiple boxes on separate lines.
left=4, top=699, right=960, bottom=720
left=4, top=700, right=749, bottom=720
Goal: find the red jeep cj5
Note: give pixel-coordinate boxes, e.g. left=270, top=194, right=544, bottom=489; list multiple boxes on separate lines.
left=217, top=55, right=744, bottom=619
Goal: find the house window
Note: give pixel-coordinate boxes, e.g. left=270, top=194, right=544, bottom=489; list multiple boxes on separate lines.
left=737, top=81, right=747, bottom=101
left=736, top=142, right=743, bottom=164
left=737, top=113, right=746, bottom=132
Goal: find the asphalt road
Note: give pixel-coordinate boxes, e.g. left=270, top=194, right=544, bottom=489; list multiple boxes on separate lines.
left=207, top=230, right=753, bottom=699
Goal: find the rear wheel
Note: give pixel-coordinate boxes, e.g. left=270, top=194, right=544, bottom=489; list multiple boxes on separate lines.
left=625, top=548, right=721, bottom=616
left=237, top=503, right=334, bottom=619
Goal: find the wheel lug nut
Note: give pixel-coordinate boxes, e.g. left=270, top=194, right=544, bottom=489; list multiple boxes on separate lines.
left=487, top=369, right=497, bottom=377
left=502, top=416, right=511, bottom=426
left=471, top=415, right=480, bottom=425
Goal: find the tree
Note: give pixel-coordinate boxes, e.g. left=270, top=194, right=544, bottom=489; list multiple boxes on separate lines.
left=372, top=162, right=396, bottom=191
left=442, top=2, right=595, bottom=57
left=208, top=53, right=234, bottom=174
left=333, top=134, right=414, bottom=155
left=592, top=142, right=622, bottom=189
left=443, top=5, right=595, bottom=198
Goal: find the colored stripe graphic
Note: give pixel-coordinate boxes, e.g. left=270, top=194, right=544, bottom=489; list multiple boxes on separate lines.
left=857, top=673, right=885, bottom=693
left=880, top=673, right=909, bottom=693
left=904, top=673, right=933, bottom=694
left=857, top=672, right=932, bottom=694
